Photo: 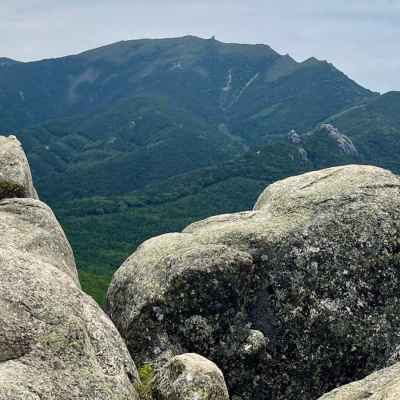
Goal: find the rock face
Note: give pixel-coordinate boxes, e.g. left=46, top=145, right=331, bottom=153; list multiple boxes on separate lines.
left=318, top=362, right=400, bottom=400
left=0, top=135, right=38, bottom=199
left=154, top=353, right=229, bottom=400
left=319, top=123, right=358, bottom=155
left=107, top=165, right=400, bottom=400
left=0, top=135, right=140, bottom=399
left=0, top=198, right=80, bottom=285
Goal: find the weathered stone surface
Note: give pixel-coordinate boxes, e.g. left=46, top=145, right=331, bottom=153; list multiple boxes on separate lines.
left=154, top=353, right=229, bottom=400
left=0, top=249, right=140, bottom=399
left=107, top=165, right=400, bottom=399
left=0, top=135, right=38, bottom=199
left=318, top=362, right=400, bottom=400
left=0, top=198, right=79, bottom=285
left=0, top=140, right=140, bottom=399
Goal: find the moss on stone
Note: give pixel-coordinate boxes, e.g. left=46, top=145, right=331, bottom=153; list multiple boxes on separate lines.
left=0, top=180, right=25, bottom=200
left=136, top=363, right=155, bottom=400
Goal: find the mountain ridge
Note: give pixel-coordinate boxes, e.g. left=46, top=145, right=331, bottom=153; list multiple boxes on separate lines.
left=1, top=35, right=395, bottom=304
left=0, top=36, right=374, bottom=203
left=0, top=35, right=373, bottom=129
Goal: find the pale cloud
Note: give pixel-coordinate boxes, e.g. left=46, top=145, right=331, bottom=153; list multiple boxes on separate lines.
left=0, top=0, right=399, bottom=92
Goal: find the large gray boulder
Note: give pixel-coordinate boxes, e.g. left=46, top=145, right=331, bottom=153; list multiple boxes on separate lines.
left=0, top=135, right=38, bottom=199
left=154, top=353, right=229, bottom=400
left=0, top=136, right=140, bottom=399
left=107, top=165, right=400, bottom=400
left=318, top=362, right=400, bottom=400
left=0, top=198, right=79, bottom=285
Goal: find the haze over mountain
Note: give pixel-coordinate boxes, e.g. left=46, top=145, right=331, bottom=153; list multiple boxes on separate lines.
left=1, top=36, right=399, bottom=303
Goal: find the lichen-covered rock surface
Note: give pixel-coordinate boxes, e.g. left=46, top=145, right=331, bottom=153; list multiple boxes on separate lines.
left=0, top=135, right=38, bottom=200
left=0, top=135, right=140, bottom=400
left=154, top=353, right=229, bottom=400
left=317, top=362, right=400, bottom=400
left=107, top=165, right=400, bottom=400
left=0, top=198, right=80, bottom=285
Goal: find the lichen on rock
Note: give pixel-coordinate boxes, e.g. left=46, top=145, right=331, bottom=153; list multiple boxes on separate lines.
left=154, top=353, right=229, bottom=400
left=107, top=165, right=400, bottom=400
left=317, top=362, right=400, bottom=400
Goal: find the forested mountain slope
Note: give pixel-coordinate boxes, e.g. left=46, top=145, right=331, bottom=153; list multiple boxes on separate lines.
left=0, top=36, right=373, bottom=200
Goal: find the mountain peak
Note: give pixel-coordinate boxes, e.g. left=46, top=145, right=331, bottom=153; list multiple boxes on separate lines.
left=302, top=56, right=324, bottom=66
left=74, top=34, right=280, bottom=64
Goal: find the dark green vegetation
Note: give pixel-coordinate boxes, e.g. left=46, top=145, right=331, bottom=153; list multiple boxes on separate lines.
left=136, top=364, right=155, bottom=400
left=78, top=271, right=111, bottom=306
left=1, top=36, right=399, bottom=303
left=0, top=180, right=25, bottom=200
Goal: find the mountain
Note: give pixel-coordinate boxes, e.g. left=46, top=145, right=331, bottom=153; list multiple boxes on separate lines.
left=1, top=35, right=391, bottom=303
left=0, top=36, right=373, bottom=201
left=0, top=36, right=372, bottom=132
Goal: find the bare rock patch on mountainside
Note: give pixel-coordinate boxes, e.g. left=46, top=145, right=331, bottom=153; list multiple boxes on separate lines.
left=107, top=164, right=400, bottom=400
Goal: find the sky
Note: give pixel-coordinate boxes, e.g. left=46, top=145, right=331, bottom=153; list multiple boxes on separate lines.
left=1, top=0, right=399, bottom=93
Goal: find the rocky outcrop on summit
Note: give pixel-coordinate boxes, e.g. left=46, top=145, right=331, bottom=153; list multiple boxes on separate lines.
left=154, top=353, right=229, bottom=400
left=0, top=135, right=140, bottom=399
left=107, top=165, right=400, bottom=400
left=0, top=135, right=38, bottom=200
